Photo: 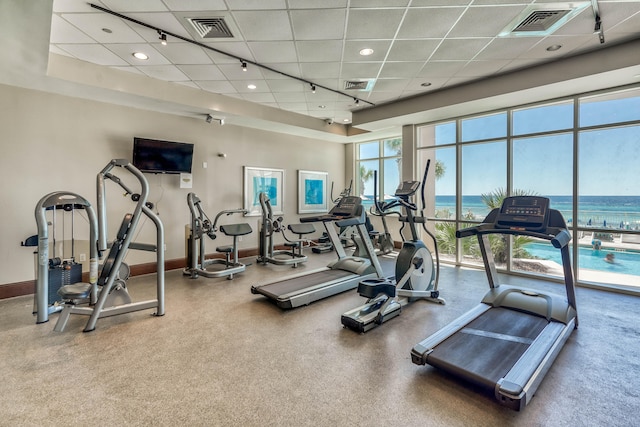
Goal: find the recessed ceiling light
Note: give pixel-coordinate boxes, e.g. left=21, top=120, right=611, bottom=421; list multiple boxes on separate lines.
left=318, top=105, right=326, bottom=109
left=343, top=118, right=350, bottom=123
left=132, top=52, right=148, bottom=60
left=546, top=44, right=562, bottom=52
left=247, top=84, right=257, bottom=90
left=102, top=28, right=112, bottom=34
left=421, top=82, right=432, bottom=87
left=359, top=48, right=374, bottom=56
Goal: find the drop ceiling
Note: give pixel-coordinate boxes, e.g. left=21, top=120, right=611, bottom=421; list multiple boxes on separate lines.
left=13, top=1, right=640, bottom=140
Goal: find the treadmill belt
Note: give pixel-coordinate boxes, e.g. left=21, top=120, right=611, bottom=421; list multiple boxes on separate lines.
left=427, top=307, right=548, bottom=389
left=256, top=269, right=353, bottom=299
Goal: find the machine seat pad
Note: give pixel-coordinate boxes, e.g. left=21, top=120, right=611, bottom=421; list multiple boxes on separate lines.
left=216, top=246, right=233, bottom=253
left=220, top=223, right=252, bottom=236
left=288, top=223, right=315, bottom=235
left=284, top=242, right=301, bottom=248
left=58, top=283, right=92, bottom=300
left=358, top=278, right=396, bottom=299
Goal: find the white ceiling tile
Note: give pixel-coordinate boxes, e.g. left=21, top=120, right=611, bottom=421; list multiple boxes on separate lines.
left=53, top=0, right=105, bottom=13
left=418, top=61, right=466, bottom=77
left=249, top=41, right=298, bottom=63
left=474, top=37, right=542, bottom=60
left=350, top=0, right=409, bottom=7
left=178, top=65, right=226, bottom=80
left=57, top=44, right=129, bottom=66
left=379, top=62, right=425, bottom=78
left=343, top=40, right=392, bottom=62
left=346, top=9, right=405, bottom=39
left=296, top=41, right=343, bottom=63
left=196, top=80, right=237, bottom=93
left=155, top=43, right=213, bottom=65
left=455, top=60, right=511, bottom=77
left=409, top=0, right=470, bottom=5
left=397, top=7, right=465, bottom=38
left=232, top=11, right=293, bottom=41
left=61, top=13, right=147, bottom=43
left=137, top=65, right=190, bottom=81
left=49, top=45, right=74, bottom=57
left=372, top=79, right=410, bottom=92
left=226, top=0, right=287, bottom=10
left=127, top=13, right=193, bottom=40
left=290, top=9, right=346, bottom=40
left=288, top=0, right=347, bottom=9
left=340, top=62, right=383, bottom=79
left=274, top=92, right=308, bottom=103
left=447, top=5, right=526, bottom=38
left=430, top=38, right=492, bottom=61
left=386, top=39, right=440, bottom=61
left=260, top=63, right=302, bottom=79
left=105, top=43, right=171, bottom=65
left=203, top=42, right=255, bottom=64
left=230, top=79, right=269, bottom=93
left=300, top=62, right=341, bottom=79
left=162, top=0, right=228, bottom=11
left=267, top=80, right=305, bottom=92
left=51, top=15, right=96, bottom=44
left=100, top=0, right=168, bottom=12
left=217, top=63, right=264, bottom=80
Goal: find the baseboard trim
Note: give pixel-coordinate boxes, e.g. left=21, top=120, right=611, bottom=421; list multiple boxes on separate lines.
left=0, top=247, right=263, bottom=300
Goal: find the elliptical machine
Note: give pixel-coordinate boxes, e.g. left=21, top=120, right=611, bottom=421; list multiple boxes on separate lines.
left=183, top=193, right=252, bottom=280
left=257, top=192, right=315, bottom=268
left=341, top=159, right=445, bottom=333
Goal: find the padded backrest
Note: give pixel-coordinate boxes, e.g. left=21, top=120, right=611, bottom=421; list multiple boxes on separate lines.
left=220, top=223, right=253, bottom=236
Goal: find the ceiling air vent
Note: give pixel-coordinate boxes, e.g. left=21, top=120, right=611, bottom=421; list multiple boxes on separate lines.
left=513, top=10, right=571, bottom=33
left=344, top=80, right=374, bottom=91
left=187, top=17, right=234, bottom=39
left=499, top=2, right=590, bottom=37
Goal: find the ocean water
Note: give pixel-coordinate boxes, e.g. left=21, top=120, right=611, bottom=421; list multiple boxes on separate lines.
left=433, top=195, right=640, bottom=228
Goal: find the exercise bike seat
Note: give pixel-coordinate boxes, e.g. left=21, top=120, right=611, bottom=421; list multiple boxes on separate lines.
left=357, top=278, right=396, bottom=299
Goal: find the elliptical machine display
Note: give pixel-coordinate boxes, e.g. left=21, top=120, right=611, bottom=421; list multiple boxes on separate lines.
left=341, top=160, right=445, bottom=333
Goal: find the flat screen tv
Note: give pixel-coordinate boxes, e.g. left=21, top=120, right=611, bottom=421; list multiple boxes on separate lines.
left=132, top=137, right=194, bottom=174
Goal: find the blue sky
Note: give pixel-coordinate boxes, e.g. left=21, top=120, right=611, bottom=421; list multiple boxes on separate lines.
left=431, top=94, right=640, bottom=196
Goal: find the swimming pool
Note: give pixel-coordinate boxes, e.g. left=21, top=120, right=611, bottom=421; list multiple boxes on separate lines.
left=523, top=242, right=640, bottom=276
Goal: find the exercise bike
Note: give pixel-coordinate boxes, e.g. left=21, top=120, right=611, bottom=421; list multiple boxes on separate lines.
left=341, top=160, right=445, bottom=333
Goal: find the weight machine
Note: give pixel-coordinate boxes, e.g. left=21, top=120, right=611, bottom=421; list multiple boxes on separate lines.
left=184, top=192, right=252, bottom=280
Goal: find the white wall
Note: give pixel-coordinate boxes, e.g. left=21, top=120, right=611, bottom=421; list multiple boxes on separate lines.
left=1, top=83, right=346, bottom=285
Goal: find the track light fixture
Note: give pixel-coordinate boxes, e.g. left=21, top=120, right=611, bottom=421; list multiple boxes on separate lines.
left=89, top=3, right=374, bottom=108
left=311, top=84, right=316, bottom=93
left=354, top=98, right=360, bottom=106
left=205, top=114, right=213, bottom=123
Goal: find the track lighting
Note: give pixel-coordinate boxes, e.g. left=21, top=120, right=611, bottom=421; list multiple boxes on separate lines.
left=89, top=3, right=376, bottom=107
left=205, top=114, right=213, bottom=123
left=205, top=114, right=224, bottom=125
left=354, top=98, right=360, bottom=106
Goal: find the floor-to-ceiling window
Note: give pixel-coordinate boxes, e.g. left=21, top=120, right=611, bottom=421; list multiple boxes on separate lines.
left=415, top=85, right=640, bottom=293
left=355, top=138, right=402, bottom=206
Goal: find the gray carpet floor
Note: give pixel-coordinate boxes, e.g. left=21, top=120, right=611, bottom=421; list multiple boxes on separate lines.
left=1, top=251, right=638, bottom=426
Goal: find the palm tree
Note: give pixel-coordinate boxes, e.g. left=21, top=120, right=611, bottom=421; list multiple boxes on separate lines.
left=359, top=164, right=374, bottom=197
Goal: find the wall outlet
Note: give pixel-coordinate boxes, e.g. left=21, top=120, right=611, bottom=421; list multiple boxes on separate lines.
left=79, top=253, right=86, bottom=262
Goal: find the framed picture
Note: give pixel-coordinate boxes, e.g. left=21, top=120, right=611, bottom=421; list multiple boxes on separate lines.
left=298, top=170, right=328, bottom=214
left=244, top=166, right=285, bottom=216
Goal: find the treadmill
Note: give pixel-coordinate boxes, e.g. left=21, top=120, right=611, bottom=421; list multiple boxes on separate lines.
left=411, top=196, right=578, bottom=411
left=251, top=196, right=384, bottom=309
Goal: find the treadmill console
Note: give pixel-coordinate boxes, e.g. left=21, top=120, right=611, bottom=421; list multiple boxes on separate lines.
left=394, top=181, right=420, bottom=197
left=495, top=196, right=550, bottom=232
left=330, top=196, right=361, bottom=217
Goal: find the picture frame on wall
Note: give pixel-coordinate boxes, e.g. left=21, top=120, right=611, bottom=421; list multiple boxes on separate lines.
left=298, top=170, right=328, bottom=214
left=244, top=166, right=285, bottom=216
